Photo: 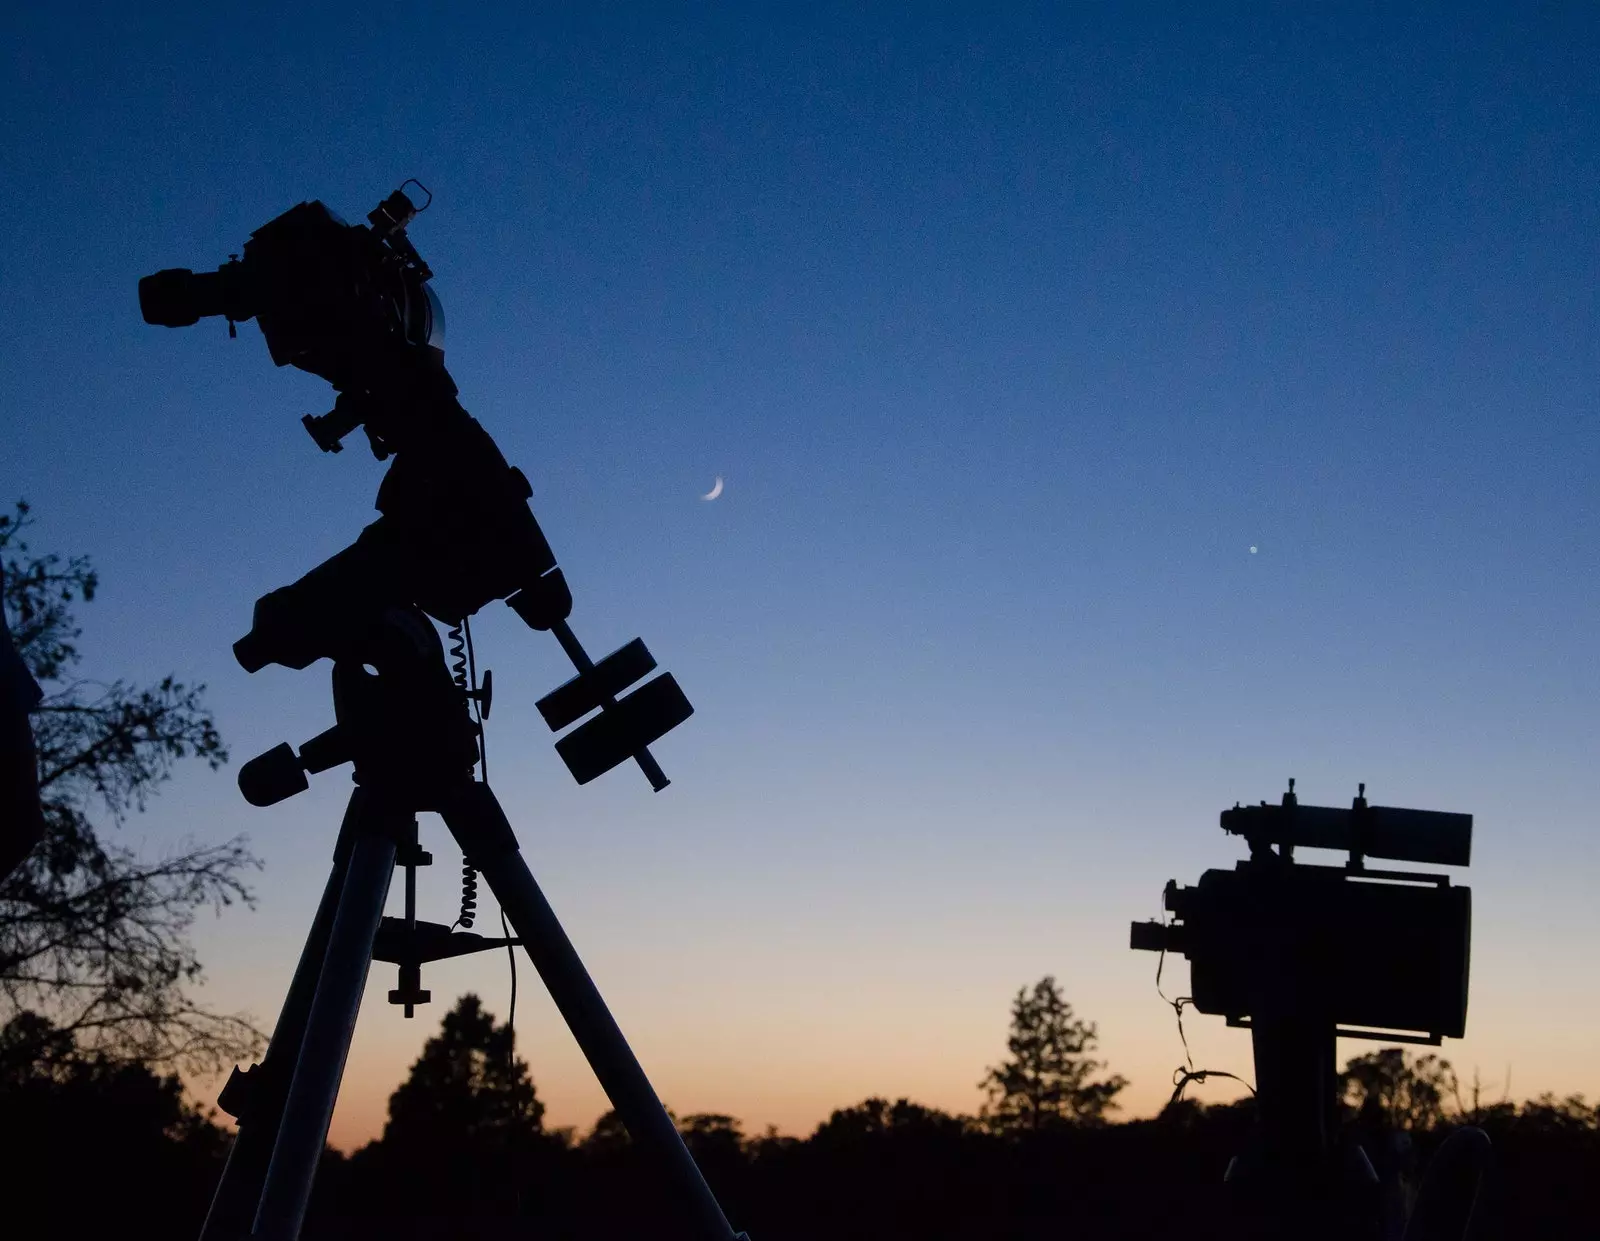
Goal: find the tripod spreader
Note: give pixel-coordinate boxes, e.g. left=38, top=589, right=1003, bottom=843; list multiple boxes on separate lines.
left=372, top=917, right=522, bottom=1016
left=368, top=818, right=522, bottom=1018
left=372, top=916, right=521, bottom=967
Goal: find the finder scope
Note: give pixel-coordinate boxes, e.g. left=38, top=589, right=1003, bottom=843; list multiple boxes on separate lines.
left=1220, top=793, right=1471, bottom=868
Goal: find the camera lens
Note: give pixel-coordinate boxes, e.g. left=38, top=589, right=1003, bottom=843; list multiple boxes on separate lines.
left=139, top=262, right=252, bottom=328
left=139, top=268, right=215, bottom=327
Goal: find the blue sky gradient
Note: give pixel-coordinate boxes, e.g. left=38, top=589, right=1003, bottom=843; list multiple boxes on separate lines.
left=4, top=4, right=1598, bottom=1144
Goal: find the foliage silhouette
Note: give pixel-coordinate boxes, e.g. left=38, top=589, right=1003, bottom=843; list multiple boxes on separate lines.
left=584, top=1105, right=642, bottom=1151
left=1342, top=1046, right=1459, bottom=1132
left=811, top=1096, right=971, bottom=1145
left=382, top=991, right=545, bottom=1148
left=326, top=993, right=564, bottom=1230
left=677, top=1111, right=745, bottom=1164
left=0, top=501, right=261, bottom=1073
left=979, top=974, right=1128, bottom=1131
left=0, top=1011, right=231, bottom=1236
left=9, top=1008, right=1599, bottom=1240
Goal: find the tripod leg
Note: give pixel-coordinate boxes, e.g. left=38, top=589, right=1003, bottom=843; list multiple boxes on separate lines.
left=199, top=805, right=357, bottom=1240
left=252, top=790, right=400, bottom=1241
left=441, top=783, right=743, bottom=1241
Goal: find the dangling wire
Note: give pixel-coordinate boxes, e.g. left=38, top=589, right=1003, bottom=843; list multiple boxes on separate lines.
left=1170, top=1066, right=1257, bottom=1107
left=1153, top=887, right=1256, bottom=1108
left=501, top=908, right=517, bottom=1074
left=1154, top=906, right=1196, bottom=1076
left=463, top=615, right=488, bottom=785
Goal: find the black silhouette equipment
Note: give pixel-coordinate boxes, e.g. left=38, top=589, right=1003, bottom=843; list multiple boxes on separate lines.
left=1130, top=780, right=1477, bottom=1239
left=140, top=186, right=743, bottom=1241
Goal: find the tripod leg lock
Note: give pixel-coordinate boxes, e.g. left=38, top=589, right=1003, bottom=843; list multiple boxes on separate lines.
left=217, top=1062, right=262, bottom=1121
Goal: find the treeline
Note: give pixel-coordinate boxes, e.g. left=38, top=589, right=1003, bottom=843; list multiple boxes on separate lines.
left=302, top=992, right=1600, bottom=1241
left=5, top=995, right=1599, bottom=1240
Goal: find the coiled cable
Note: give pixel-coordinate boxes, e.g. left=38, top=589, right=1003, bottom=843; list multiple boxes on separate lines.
left=454, top=859, right=479, bottom=930
left=446, top=614, right=515, bottom=1053
left=448, top=620, right=470, bottom=700
left=448, top=618, right=482, bottom=929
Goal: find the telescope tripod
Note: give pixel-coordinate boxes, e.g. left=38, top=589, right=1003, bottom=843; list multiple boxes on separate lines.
left=198, top=616, right=744, bottom=1241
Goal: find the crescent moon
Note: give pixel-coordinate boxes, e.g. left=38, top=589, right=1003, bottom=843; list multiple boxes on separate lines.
left=701, top=476, right=724, bottom=501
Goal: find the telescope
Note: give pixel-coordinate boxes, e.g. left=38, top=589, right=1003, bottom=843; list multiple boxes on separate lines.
left=1130, top=780, right=1474, bottom=1239
left=141, top=186, right=743, bottom=1241
left=140, top=184, right=690, bottom=789
left=1133, top=782, right=1472, bottom=1043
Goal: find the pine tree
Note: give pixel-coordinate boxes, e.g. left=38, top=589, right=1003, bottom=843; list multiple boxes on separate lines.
left=383, top=992, right=545, bottom=1150
left=979, top=975, right=1128, bottom=1131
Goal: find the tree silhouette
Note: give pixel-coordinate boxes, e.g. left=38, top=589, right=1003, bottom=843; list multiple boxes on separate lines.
left=583, top=1106, right=637, bottom=1152
left=0, top=501, right=261, bottom=1073
left=383, top=992, right=545, bottom=1149
left=980, top=975, right=1128, bottom=1132
left=677, top=1111, right=749, bottom=1209
left=356, top=991, right=548, bottom=1221
left=0, top=1009, right=229, bottom=1235
left=677, top=1112, right=745, bottom=1163
left=812, top=1097, right=970, bottom=1144
left=1340, top=1047, right=1458, bottom=1132
left=1494, top=1092, right=1598, bottom=1136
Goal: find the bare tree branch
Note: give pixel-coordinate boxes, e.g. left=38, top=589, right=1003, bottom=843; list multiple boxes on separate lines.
left=1, top=502, right=263, bottom=1073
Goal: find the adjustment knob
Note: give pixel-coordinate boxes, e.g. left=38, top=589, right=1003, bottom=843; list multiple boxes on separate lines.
left=238, top=743, right=308, bottom=807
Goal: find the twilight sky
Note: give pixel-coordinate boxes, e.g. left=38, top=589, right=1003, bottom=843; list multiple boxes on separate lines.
left=4, top=4, right=1598, bottom=1149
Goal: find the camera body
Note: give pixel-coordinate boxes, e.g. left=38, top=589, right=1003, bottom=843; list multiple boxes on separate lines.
left=139, top=190, right=442, bottom=391
left=1139, top=856, right=1470, bottom=1041
left=140, top=189, right=570, bottom=657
